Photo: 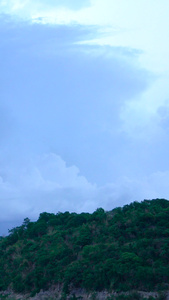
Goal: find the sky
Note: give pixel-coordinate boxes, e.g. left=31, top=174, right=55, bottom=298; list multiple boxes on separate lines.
left=0, top=0, right=169, bottom=235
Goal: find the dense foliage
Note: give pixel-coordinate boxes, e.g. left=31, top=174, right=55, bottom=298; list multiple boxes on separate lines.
left=0, top=199, right=169, bottom=296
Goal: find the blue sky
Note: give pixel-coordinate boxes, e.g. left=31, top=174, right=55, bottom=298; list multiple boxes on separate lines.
left=0, top=0, right=169, bottom=234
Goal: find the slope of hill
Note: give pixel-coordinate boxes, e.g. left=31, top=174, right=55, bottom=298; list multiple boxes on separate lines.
left=0, top=199, right=169, bottom=299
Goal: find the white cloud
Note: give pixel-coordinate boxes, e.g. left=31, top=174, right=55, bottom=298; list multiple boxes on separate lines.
left=119, top=74, right=169, bottom=141
left=1, top=2, right=169, bottom=235
left=1, top=152, right=169, bottom=235
left=20, top=153, right=95, bottom=190
left=0, top=153, right=96, bottom=222
left=28, top=0, right=169, bottom=70
left=95, top=172, right=169, bottom=211
left=0, top=0, right=91, bottom=21
left=2, top=0, right=169, bottom=74
left=2, top=0, right=169, bottom=141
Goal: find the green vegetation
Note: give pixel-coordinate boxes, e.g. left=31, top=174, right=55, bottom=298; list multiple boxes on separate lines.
left=0, top=199, right=169, bottom=296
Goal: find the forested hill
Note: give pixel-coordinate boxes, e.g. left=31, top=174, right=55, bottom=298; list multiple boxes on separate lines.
left=1, top=199, right=169, bottom=297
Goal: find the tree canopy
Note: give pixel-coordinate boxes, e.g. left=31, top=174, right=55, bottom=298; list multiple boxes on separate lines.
left=0, top=199, right=169, bottom=297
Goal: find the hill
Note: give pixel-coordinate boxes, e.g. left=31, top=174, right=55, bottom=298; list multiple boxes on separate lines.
left=0, top=199, right=169, bottom=299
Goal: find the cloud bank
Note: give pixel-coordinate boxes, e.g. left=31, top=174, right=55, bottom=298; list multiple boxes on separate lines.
left=0, top=1, right=169, bottom=235
left=1, top=152, right=169, bottom=235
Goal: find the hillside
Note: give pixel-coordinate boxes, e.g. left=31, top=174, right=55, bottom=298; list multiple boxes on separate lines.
left=0, top=199, right=169, bottom=299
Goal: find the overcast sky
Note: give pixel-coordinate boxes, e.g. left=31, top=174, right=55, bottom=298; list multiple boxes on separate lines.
left=0, top=0, right=169, bottom=235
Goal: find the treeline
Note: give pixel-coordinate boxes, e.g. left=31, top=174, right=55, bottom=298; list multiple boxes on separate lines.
left=0, top=199, right=169, bottom=296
